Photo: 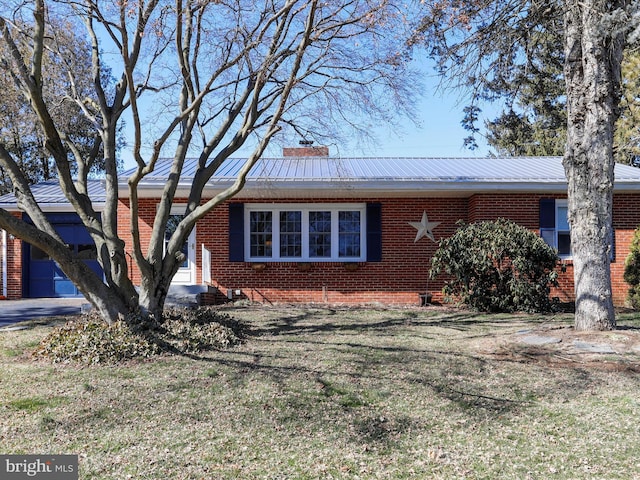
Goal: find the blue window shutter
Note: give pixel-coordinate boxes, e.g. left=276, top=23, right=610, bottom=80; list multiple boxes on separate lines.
left=539, top=198, right=556, bottom=249
left=228, top=203, right=244, bottom=262
left=539, top=198, right=555, bottom=229
left=609, top=221, right=616, bottom=262
left=366, top=203, right=382, bottom=262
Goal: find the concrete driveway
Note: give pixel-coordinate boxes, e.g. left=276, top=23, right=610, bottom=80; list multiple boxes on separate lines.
left=0, top=298, right=87, bottom=328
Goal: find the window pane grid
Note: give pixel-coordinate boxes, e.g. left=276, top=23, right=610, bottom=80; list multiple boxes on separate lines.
left=557, top=203, right=571, bottom=257
left=280, top=211, right=302, bottom=257
left=339, top=211, right=361, bottom=257
left=557, top=231, right=571, bottom=256
left=309, top=211, right=331, bottom=258
left=557, top=206, right=570, bottom=230
left=540, top=201, right=572, bottom=258
left=165, top=214, right=189, bottom=267
left=246, top=205, right=365, bottom=261
left=250, top=211, right=273, bottom=257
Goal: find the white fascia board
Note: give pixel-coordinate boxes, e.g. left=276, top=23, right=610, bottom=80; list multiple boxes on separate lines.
left=0, top=203, right=21, bottom=212
left=226, top=180, right=573, bottom=198
left=0, top=203, right=106, bottom=213
left=246, top=179, right=640, bottom=192
left=123, top=179, right=640, bottom=199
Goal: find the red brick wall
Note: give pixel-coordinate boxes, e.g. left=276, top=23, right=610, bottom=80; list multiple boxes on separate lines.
left=282, top=146, right=329, bottom=157
left=115, top=197, right=468, bottom=304
left=5, top=212, right=24, bottom=299
left=468, top=193, right=575, bottom=303
left=117, top=198, right=156, bottom=285
left=469, top=193, right=640, bottom=306
left=113, top=193, right=640, bottom=307
left=199, top=197, right=469, bottom=304
left=612, top=194, right=640, bottom=306
left=7, top=192, right=640, bottom=307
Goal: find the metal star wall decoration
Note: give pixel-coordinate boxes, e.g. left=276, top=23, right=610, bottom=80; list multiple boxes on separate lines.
left=409, top=211, right=440, bottom=243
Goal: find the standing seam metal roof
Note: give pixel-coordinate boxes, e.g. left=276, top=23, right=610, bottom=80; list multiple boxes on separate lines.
left=127, top=156, right=579, bottom=183
left=0, top=180, right=106, bottom=206
left=2, top=157, right=640, bottom=207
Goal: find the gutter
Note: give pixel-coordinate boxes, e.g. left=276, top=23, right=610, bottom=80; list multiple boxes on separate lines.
left=125, top=178, right=640, bottom=198
left=0, top=203, right=106, bottom=213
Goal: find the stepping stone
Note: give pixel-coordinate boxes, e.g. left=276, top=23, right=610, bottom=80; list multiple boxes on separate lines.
left=572, top=341, right=615, bottom=354
left=0, top=325, right=28, bottom=332
left=520, top=335, right=562, bottom=345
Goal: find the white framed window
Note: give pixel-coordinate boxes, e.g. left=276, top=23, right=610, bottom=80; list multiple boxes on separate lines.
left=540, top=199, right=571, bottom=258
left=245, top=203, right=367, bottom=261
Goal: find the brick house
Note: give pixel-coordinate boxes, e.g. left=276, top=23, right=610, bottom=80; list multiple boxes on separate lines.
left=2, top=147, right=640, bottom=306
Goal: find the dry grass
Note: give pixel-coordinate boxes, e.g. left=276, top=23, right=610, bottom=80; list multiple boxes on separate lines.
left=1, top=304, right=640, bottom=479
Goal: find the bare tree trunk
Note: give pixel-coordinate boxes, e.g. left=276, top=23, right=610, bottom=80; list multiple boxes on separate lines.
left=138, top=274, right=173, bottom=322
left=58, top=259, right=131, bottom=323
left=564, top=0, right=626, bottom=331
left=1, top=0, right=416, bottom=325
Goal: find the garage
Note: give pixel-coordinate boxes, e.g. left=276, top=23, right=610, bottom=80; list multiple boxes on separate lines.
left=22, top=213, right=103, bottom=298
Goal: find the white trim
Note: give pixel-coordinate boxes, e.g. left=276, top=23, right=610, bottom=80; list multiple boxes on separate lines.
left=128, top=181, right=577, bottom=199
left=163, top=204, right=197, bottom=285
left=0, top=203, right=106, bottom=212
left=121, top=180, right=640, bottom=200
left=201, top=244, right=211, bottom=284
left=244, top=203, right=367, bottom=262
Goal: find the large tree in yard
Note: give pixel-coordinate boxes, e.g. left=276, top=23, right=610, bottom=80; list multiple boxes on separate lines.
left=563, top=0, right=629, bottom=330
left=482, top=16, right=640, bottom=166
left=413, top=0, right=636, bottom=330
left=0, top=15, right=121, bottom=193
left=0, top=0, right=416, bottom=323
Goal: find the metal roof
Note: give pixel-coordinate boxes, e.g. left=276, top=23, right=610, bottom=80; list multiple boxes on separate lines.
left=0, top=180, right=106, bottom=211
left=126, top=156, right=573, bottom=181
left=2, top=157, right=640, bottom=209
left=122, top=156, right=640, bottom=197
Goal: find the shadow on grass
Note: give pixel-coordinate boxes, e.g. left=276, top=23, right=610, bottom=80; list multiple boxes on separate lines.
left=237, top=306, right=550, bottom=338
left=182, top=317, right=562, bottom=421
left=27, top=304, right=603, bottom=431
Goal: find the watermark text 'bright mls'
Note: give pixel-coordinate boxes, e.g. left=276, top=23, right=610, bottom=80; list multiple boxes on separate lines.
left=0, top=455, right=78, bottom=480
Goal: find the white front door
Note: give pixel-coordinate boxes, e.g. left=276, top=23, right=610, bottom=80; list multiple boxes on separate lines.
left=166, top=213, right=196, bottom=285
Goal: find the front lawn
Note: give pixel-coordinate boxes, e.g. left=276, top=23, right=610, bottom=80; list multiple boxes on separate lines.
left=1, top=305, right=639, bottom=479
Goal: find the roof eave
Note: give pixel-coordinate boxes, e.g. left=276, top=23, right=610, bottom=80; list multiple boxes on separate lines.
left=126, top=179, right=570, bottom=198
left=121, top=177, right=640, bottom=199
left=0, top=202, right=106, bottom=212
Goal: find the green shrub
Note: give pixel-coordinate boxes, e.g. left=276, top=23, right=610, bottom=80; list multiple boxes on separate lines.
left=623, top=226, right=640, bottom=309
left=430, top=219, right=560, bottom=313
left=34, top=307, right=246, bottom=365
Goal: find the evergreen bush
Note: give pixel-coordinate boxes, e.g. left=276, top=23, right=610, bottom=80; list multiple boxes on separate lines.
left=623, top=226, right=640, bottom=309
left=430, top=219, right=560, bottom=313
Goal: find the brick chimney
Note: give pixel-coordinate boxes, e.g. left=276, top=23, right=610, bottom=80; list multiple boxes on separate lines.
left=283, top=144, right=329, bottom=157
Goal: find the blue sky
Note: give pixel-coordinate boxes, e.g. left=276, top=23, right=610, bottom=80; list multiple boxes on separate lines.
left=118, top=69, right=497, bottom=169
left=355, top=64, right=500, bottom=159
left=364, top=89, right=495, bottom=158
left=120, top=90, right=494, bottom=168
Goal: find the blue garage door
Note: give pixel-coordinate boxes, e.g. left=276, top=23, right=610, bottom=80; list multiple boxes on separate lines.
left=23, top=213, right=103, bottom=298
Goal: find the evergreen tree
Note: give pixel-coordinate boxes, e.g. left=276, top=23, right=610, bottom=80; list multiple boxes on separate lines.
left=412, top=0, right=634, bottom=330
left=482, top=20, right=640, bottom=163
